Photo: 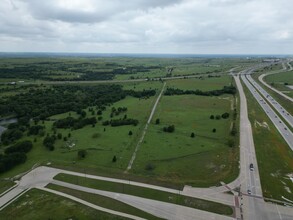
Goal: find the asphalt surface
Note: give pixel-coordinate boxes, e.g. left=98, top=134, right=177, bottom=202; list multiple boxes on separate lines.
left=240, top=73, right=293, bottom=151
left=258, top=61, right=293, bottom=103
left=0, top=166, right=234, bottom=220
left=246, top=74, right=293, bottom=128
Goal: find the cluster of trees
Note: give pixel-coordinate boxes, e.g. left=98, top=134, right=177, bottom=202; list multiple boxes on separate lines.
left=164, top=85, right=236, bottom=96
left=0, top=140, right=33, bottom=173
left=53, top=117, right=97, bottom=130
left=0, top=84, right=126, bottom=122
left=4, top=140, right=33, bottom=154
left=110, top=106, right=127, bottom=117
left=1, top=127, right=23, bottom=145
left=163, top=125, right=175, bottom=133
left=28, top=125, right=45, bottom=136
left=125, top=89, right=156, bottom=99
left=0, top=60, right=162, bottom=81
left=210, top=112, right=230, bottom=120
left=102, top=118, right=139, bottom=127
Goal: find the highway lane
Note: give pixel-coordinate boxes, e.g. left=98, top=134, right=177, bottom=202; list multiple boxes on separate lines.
left=246, top=74, right=293, bottom=128
left=241, top=73, right=293, bottom=151
left=237, top=71, right=293, bottom=220
left=258, top=61, right=293, bottom=103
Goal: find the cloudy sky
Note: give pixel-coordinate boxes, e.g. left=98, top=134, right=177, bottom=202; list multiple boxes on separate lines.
left=0, top=0, right=292, bottom=54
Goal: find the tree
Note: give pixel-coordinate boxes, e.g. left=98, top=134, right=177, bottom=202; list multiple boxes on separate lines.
left=78, top=150, right=87, bottom=159
left=57, top=133, right=62, bottom=139
left=112, top=155, right=117, bottom=162
left=210, top=115, right=215, bottom=119
left=221, top=112, right=230, bottom=119
left=155, top=118, right=160, bottom=124
left=212, top=128, right=216, bottom=133
left=128, top=130, right=133, bottom=136
left=215, top=115, right=221, bottom=120
left=145, top=163, right=155, bottom=171
left=227, top=139, right=235, bottom=148
left=191, top=132, right=195, bottom=138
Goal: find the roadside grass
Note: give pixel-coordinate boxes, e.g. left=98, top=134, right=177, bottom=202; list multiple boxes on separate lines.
left=47, top=183, right=163, bottom=220
left=0, top=95, right=157, bottom=179
left=264, top=70, right=293, bottom=98
left=242, top=81, right=293, bottom=201
left=0, top=180, right=15, bottom=195
left=0, top=188, right=130, bottom=220
left=53, top=173, right=233, bottom=216
left=132, top=93, right=239, bottom=186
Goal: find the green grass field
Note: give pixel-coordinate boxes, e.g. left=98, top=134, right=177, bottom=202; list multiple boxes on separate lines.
left=53, top=173, right=233, bottom=216
left=47, top=184, right=162, bottom=220
left=0, top=188, right=130, bottom=220
left=242, top=81, right=293, bottom=201
left=132, top=90, right=239, bottom=186
left=264, top=71, right=293, bottom=98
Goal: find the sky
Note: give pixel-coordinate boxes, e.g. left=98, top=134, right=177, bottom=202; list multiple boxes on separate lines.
left=0, top=0, right=292, bottom=54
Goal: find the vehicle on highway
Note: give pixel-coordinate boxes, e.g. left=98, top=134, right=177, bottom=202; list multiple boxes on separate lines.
left=249, top=163, right=254, bottom=171
left=247, top=189, right=252, bottom=195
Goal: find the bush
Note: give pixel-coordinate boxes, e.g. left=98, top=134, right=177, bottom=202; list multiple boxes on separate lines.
left=155, top=118, right=160, bottom=124
left=210, top=115, right=215, bottom=119
left=78, top=150, right=87, bottom=159
left=221, top=112, right=230, bottom=119
left=163, top=125, right=175, bottom=133
left=191, top=132, right=195, bottom=138
left=112, top=155, right=117, bottom=162
left=128, top=131, right=133, bottom=136
left=145, top=163, right=155, bottom=171
left=212, top=128, right=216, bottom=133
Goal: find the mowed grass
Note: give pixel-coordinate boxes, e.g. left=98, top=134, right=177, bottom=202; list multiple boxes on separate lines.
left=53, top=173, right=233, bottom=216
left=132, top=93, right=239, bottom=186
left=264, top=70, right=293, bottom=98
left=242, top=81, right=293, bottom=201
left=0, top=95, right=157, bottom=179
left=47, top=184, right=163, bottom=220
left=0, top=188, right=129, bottom=220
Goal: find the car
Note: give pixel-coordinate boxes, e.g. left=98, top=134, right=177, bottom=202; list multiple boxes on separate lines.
left=247, top=189, right=252, bottom=195
left=249, top=163, right=254, bottom=171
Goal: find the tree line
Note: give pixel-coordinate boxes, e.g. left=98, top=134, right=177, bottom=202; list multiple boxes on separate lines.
left=164, top=85, right=236, bottom=96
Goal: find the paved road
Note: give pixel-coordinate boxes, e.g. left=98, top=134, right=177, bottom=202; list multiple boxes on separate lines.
left=0, top=166, right=233, bottom=220
left=246, top=74, right=293, bottom=128
left=258, top=62, right=293, bottom=103
left=241, top=73, right=293, bottom=151
left=126, top=82, right=166, bottom=171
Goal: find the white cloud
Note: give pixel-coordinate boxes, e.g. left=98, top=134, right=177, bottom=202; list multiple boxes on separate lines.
left=0, top=0, right=292, bottom=54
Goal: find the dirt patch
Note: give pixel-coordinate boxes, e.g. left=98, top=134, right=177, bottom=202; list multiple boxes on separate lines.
left=254, top=120, right=270, bottom=130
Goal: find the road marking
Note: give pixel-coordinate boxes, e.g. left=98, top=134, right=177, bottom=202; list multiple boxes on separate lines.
left=275, top=204, right=283, bottom=220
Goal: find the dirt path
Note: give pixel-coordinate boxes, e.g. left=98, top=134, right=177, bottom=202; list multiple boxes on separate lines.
left=125, top=82, right=166, bottom=171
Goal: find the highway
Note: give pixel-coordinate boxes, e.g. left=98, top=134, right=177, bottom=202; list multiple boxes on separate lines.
left=240, top=73, right=293, bottom=151
left=246, top=74, right=293, bottom=128
left=258, top=61, right=293, bottom=103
